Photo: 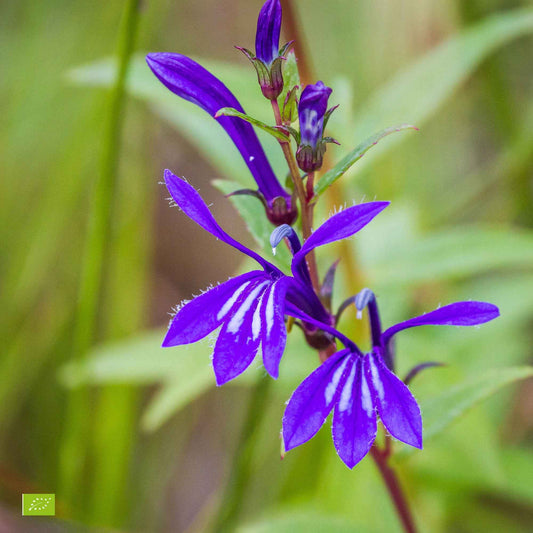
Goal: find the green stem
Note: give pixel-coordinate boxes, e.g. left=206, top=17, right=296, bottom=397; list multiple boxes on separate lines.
left=58, top=0, right=140, bottom=513
left=211, top=378, right=272, bottom=533
left=271, top=99, right=320, bottom=292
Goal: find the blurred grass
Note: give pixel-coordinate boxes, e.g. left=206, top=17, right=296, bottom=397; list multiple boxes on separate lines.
left=1, top=0, right=532, bottom=532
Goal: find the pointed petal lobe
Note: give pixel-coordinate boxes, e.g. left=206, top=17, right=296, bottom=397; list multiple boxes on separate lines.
left=164, top=170, right=274, bottom=270
left=162, top=272, right=265, bottom=347
left=366, top=351, right=422, bottom=449
left=381, top=301, right=500, bottom=345
left=292, top=202, right=389, bottom=272
left=332, top=357, right=377, bottom=468
left=260, top=277, right=290, bottom=379
left=283, top=349, right=351, bottom=451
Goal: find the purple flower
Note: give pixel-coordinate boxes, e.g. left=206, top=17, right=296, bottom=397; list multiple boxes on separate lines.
left=296, top=81, right=336, bottom=172
left=162, top=170, right=388, bottom=385
left=146, top=53, right=294, bottom=223
left=283, top=294, right=499, bottom=468
left=238, top=0, right=290, bottom=100
left=255, top=0, right=282, bottom=65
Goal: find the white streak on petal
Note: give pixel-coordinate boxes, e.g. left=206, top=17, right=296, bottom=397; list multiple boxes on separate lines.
left=338, top=361, right=356, bottom=412
left=227, top=282, right=269, bottom=334
left=324, top=359, right=349, bottom=404
left=361, top=369, right=374, bottom=416
left=265, top=283, right=277, bottom=338
left=369, top=356, right=384, bottom=400
left=252, top=292, right=264, bottom=340
left=216, top=281, right=251, bottom=321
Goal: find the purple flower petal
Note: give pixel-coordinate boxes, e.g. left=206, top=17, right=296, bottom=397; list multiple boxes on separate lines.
left=298, top=81, right=332, bottom=148
left=283, top=349, right=352, bottom=451
left=292, top=202, right=389, bottom=274
left=332, top=357, right=377, bottom=468
left=162, top=271, right=266, bottom=347
left=381, top=301, right=500, bottom=345
left=255, top=0, right=282, bottom=64
left=260, top=277, right=290, bottom=379
left=213, top=279, right=271, bottom=385
left=366, top=351, right=422, bottom=449
left=164, top=170, right=276, bottom=272
left=146, top=54, right=289, bottom=205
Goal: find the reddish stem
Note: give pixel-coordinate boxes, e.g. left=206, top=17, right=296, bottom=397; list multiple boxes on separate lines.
left=370, top=443, right=418, bottom=533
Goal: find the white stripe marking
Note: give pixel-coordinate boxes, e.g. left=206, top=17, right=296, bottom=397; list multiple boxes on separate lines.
left=338, top=360, right=356, bottom=412
left=216, top=281, right=251, bottom=321
left=324, top=359, right=349, bottom=404
left=227, top=281, right=269, bottom=334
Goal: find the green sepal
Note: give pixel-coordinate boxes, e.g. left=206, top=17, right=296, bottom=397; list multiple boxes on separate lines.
left=285, top=125, right=300, bottom=144
left=281, top=85, right=299, bottom=125
left=215, top=107, right=290, bottom=142
left=278, top=40, right=294, bottom=58
left=323, top=104, right=339, bottom=130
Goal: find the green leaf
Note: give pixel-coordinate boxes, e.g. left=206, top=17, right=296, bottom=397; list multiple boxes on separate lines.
left=367, top=228, right=533, bottom=286
left=238, top=513, right=365, bottom=533
left=278, top=50, right=300, bottom=124
left=348, top=8, right=533, bottom=174
left=58, top=330, right=207, bottom=387
left=140, top=372, right=214, bottom=432
left=215, top=107, right=289, bottom=142
left=421, top=366, right=533, bottom=441
left=313, top=124, right=417, bottom=199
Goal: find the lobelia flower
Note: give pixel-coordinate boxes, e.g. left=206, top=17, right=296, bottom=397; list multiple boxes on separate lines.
left=161, top=169, right=388, bottom=385
left=295, top=81, right=338, bottom=172
left=282, top=293, right=500, bottom=468
left=146, top=53, right=296, bottom=225
left=237, top=0, right=292, bottom=100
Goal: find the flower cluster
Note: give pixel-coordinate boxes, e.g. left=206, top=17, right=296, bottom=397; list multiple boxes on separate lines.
left=147, top=0, right=499, bottom=468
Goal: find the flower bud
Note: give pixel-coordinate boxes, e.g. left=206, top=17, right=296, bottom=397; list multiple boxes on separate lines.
left=296, top=81, right=334, bottom=172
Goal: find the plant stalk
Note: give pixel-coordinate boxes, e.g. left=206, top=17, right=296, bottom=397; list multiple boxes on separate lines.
left=211, top=378, right=272, bottom=533
left=58, top=0, right=141, bottom=512
left=370, top=439, right=417, bottom=533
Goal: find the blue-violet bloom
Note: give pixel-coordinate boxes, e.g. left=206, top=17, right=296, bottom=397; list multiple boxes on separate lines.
left=162, top=170, right=388, bottom=385
left=283, top=296, right=499, bottom=468
left=296, top=81, right=337, bottom=172
left=238, top=0, right=291, bottom=100
left=146, top=53, right=296, bottom=225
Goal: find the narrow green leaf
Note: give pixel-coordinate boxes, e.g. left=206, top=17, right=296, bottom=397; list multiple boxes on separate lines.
left=313, top=124, right=417, bottom=199
left=421, top=366, right=533, bottom=441
left=215, top=107, right=289, bottom=141
left=368, top=228, right=533, bottom=286
left=347, top=9, right=533, bottom=173
left=141, top=372, right=213, bottom=432
left=278, top=50, right=300, bottom=124
left=239, top=513, right=366, bottom=533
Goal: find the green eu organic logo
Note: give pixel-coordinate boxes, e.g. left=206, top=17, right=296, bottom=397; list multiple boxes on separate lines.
left=22, top=494, right=55, bottom=516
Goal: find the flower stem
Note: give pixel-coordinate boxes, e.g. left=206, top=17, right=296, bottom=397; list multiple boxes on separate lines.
left=211, top=378, right=272, bottom=533
left=271, top=99, right=320, bottom=292
left=370, top=438, right=418, bottom=533
left=58, top=0, right=140, bottom=512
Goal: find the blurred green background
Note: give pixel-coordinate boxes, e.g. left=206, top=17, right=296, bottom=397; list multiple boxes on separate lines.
left=1, top=0, right=532, bottom=531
